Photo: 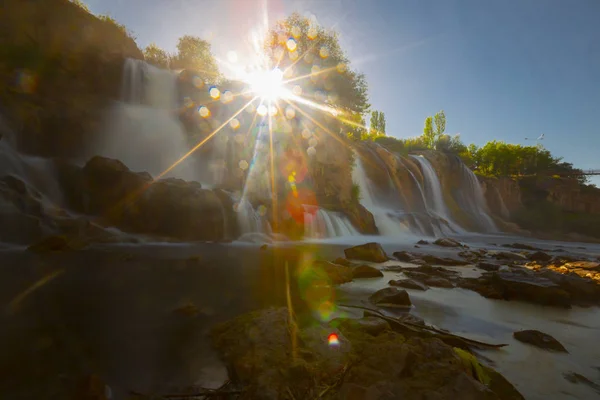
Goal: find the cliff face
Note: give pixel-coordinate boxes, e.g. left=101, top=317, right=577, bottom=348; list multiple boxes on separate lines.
left=0, top=0, right=143, bottom=157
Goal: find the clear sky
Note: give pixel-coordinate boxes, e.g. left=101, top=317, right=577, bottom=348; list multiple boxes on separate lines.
left=83, top=0, right=600, bottom=185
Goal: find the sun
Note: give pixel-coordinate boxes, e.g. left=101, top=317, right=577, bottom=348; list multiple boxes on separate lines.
left=247, top=67, right=286, bottom=102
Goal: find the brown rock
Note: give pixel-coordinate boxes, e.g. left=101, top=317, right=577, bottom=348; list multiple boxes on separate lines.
left=424, top=276, right=454, bottom=288
left=352, top=265, right=384, bottom=279
left=344, top=242, right=388, bottom=263
left=513, top=330, right=568, bottom=352
left=369, top=287, right=412, bottom=308
left=389, top=279, right=429, bottom=291
left=528, top=251, right=552, bottom=262
left=433, top=237, right=463, bottom=247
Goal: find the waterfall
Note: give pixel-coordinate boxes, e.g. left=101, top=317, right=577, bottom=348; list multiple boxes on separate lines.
left=352, top=151, right=415, bottom=237
left=98, top=58, right=200, bottom=181
left=236, top=198, right=271, bottom=235
left=0, top=117, right=63, bottom=207
left=410, top=155, right=463, bottom=233
left=457, top=163, right=498, bottom=232
left=303, top=206, right=358, bottom=238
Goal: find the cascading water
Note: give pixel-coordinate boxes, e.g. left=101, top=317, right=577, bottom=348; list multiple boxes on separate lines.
left=456, top=163, right=498, bottom=232
left=409, top=155, right=463, bottom=233
left=98, top=58, right=199, bottom=181
left=303, top=206, right=358, bottom=238
left=352, top=151, right=416, bottom=237
left=236, top=198, right=271, bottom=235
left=0, top=117, right=63, bottom=207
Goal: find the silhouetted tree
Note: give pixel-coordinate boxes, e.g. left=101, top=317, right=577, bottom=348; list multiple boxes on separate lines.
left=144, top=43, right=170, bottom=69
left=171, top=35, right=221, bottom=82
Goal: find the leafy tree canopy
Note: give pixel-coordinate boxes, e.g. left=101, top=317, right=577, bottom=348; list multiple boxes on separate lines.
left=171, top=35, right=221, bottom=82
left=144, top=43, right=170, bottom=69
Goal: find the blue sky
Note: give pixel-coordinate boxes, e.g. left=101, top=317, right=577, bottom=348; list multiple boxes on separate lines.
left=83, top=0, right=600, bottom=184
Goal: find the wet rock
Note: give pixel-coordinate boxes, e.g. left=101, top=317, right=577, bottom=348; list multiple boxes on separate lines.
left=563, top=372, right=600, bottom=393
left=421, top=254, right=470, bottom=266
left=423, top=276, right=454, bottom=288
left=492, top=251, right=528, bottom=261
left=313, top=260, right=353, bottom=285
left=334, top=257, right=354, bottom=267
left=433, top=237, right=463, bottom=247
left=369, top=287, right=412, bottom=308
left=333, top=317, right=391, bottom=336
left=399, top=313, right=426, bottom=326
left=477, top=261, right=501, bottom=272
left=389, top=279, right=429, bottom=291
left=458, top=250, right=482, bottom=262
left=460, top=271, right=571, bottom=307
left=528, top=251, right=552, bottom=262
left=28, top=235, right=75, bottom=252
left=538, top=270, right=600, bottom=305
left=382, top=264, right=404, bottom=272
left=563, top=261, right=600, bottom=271
left=352, top=265, right=384, bottom=279
left=405, top=264, right=459, bottom=278
left=513, top=330, right=568, bottom=352
left=502, top=243, right=540, bottom=251
left=393, top=251, right=423, bottom=263
left=344, top=242, right=388, bottom=263
left=259, top=244, right=268, bottom=251
left=414, top=245, right=420, bottom=248
left=417, top=239, right=429, bottom=245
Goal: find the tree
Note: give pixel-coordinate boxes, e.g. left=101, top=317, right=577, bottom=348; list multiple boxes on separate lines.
left=345, top=112, right=367, bottom=141
left=433, top=110, right=446, bottom=149
left=171, top=35, right=221, bottom=82
left=370, top=110, right=386, bottom=137
left=423, top=116, right=434, bottom=149
left=98, top=14, right=135, bottom=39
left=265, top=13, right=370, bottom=135
left=144, top=43, right=170, bottom=69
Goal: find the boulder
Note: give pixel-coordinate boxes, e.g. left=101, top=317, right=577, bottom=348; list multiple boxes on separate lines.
left=344, top=242, right=388, bottom=263
left=528, top=251, right=552, bottom=262
left=563, top=261, right=600, bottom=271
left=492, top=251, right=528, bottom=261
left=334, top=317, right=391, bottom=336
left=563, top=372, right=600, bottom=393
left=421, top=254, right=470, bottom=266
left=513, top=330, right=568, bottom=352
left=477, top=261, right=501, bottom=272
left=417, top=239, right=429, bottom=245
left=389, top=279, right=429, bottom=291
left=502, top=243, right=540, bottom=251
left=312, top=260, right=353, bottom=285
left=352, top=265, right=384, bottom=279
left=393, top=250, right=421, bottom=263
left=369, top=287, right=412, bottom=308
left=27, top=235, right=74, bottom=252
left=433, top=237, right=463, bottom=247
left=460, top=271, right=571, bottom=308
left=424, top=276, right=454, bottom=288
left=334, top=257, right=354, bottom=267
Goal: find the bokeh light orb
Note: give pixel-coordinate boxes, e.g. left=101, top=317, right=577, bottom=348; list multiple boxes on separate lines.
left=238, top=160, right=249, bottom=171
left=309, top=137, right=318, bottom=147
left=198, top=106, right=210, bottom=118
left=319, top=47, right=330, bottom=59
left=209, top=86, right=221, bottom=100
left=230, top=118, right=240, bottom=130
left=289, top=50, right=299, bottom=61
left=192, top=76, right=204, bottom=89
left=328, top=333, right=340, bottom=347
left=286, top=38, right=297, bottom=52
left=292, top=85, right=302, bottom=96
left=291, top=25, right=301, bottom=38
left=257, top=104, right=268, bottom=116
left=307, top=146, right=316, bottom=156
left=268, top=105, right=278, bottom=116
left=307, top=26, right=318, bottom=40
left=302, top=129, right=312, bottom=139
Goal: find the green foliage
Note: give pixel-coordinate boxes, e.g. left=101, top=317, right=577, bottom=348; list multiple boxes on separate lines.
left=266, top=13, right=370, bottom=117
left=69, top=0, right=90, bottom=13
left=369, top=110, right=386, bottom=137
left=143, top=43, right=170, bottom=69
left=351, top=183, right=361, bottom=202
left=454, top=348, right=491, bottom=386
left=434, top=110, right=446, bottom=143
left=171, top=35, right=221, bottom=82
left=374, top=135, right=428, bottom=155
left=422, top=116, right=434, bottom=149
left=98, top=14, right=135, bottom=40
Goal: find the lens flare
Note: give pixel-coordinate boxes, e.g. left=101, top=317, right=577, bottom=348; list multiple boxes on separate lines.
left=257, top=104, right=268, bottom=116
left=199, top=106, right=210, bottom=118
left=248, top=68, right=285, bottom=101
left=209, top=87, right=221, bottom=100
left=328, top=333, right=340, bottom=346
left=286, top=38, right=297, bottom=52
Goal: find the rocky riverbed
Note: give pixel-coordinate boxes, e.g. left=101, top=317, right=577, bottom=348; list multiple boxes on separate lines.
left=1, top=235, right=599, bottom=399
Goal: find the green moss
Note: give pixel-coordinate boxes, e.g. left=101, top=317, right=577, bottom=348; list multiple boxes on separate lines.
left=453, top=347, right=491, bottom=386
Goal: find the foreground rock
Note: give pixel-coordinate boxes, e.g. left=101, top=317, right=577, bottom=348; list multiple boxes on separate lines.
left=369, top=287, right=412, bottom=308
left=211, top=307, right=524, bottom=400
left=458, top=271, right=571, bottom=307
left=393, top=251, right=468, bottom=266
left=434, top=237, right=463, bottom=247
left=58, top=156, right=235, bottom=241
left=352, top=265, right=384, bottom=279
left=313, top=260, right=353, bottom=285
left=389, top=278, right=429, bottom=291
left=513, top=330, right=568, bottom=352
left=344, top=242, right=388, bottom=263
